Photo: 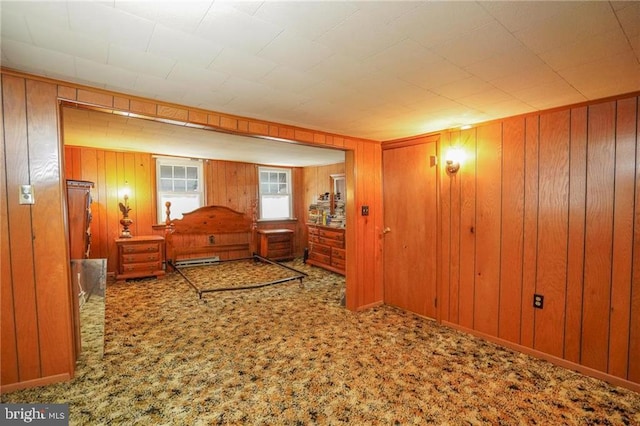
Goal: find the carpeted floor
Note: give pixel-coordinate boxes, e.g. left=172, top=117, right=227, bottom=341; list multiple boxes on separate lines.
left=2, top=259, right=639, bottom=425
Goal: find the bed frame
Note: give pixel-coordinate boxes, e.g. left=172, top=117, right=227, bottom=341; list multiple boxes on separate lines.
left=165, top=204, right=256, bottom=265
left=164, top=204, right=306, bottom=297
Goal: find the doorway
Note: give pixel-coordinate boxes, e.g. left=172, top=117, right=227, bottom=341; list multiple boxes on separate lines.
left=382, top=139, right=438, bottom=318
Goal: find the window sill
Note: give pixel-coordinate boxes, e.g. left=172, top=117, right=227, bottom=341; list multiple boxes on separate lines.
left=257, top=218, right=298, bottom=223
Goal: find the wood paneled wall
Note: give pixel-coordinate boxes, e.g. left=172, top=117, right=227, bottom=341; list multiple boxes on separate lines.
left=438, top=94, right=640, bottom=389
left=65, top=147, right=313, bottom=273
left=1, top=74, right=75, bottom=390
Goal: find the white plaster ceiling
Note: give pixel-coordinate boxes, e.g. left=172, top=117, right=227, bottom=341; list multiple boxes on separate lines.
left=2, top=1, right=639, bottom=162
left=61, top=105, right=345, bottom=166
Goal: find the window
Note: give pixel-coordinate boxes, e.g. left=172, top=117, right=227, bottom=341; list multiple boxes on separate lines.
left=156, top=157, right=204, bottom=223
left=259, top=167, right=292, bottom=220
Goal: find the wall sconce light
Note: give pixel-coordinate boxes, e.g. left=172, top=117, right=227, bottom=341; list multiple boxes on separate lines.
left=445, top=147, right=464, bottom=174
left=118, top=183, right=133, bottom=238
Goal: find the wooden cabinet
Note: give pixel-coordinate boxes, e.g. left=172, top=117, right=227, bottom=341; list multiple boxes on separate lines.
left=115, top=236, right=165, bottom=280
left=307, top=224, right=345, bottom=275
left=257, top=229, right=294, bottom=261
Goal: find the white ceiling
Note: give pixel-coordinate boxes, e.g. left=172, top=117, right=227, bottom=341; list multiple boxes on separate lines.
left=62, top=105, right=345, bottom=166
left=2, top=1, right=639, bottom=159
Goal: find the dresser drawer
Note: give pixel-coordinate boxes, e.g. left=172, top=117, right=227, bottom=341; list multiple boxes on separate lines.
left=331, top=257, right=346, bottom=270
left=309, top=251, right=330, bottom=264
left=318, top=228, right=344, bottom=241
left=122, top=243, right=160, bottom=254
left=310, top=243, right=331, bottom=256
left=317, top=236, right=344, bottom=249
left=268, top=241, right=292, bottom=251
left=121, top=261, right=162, bottom=274
left=332, top=248, right=346, bottom=260
left=266, top=233, right=292, bottom=243
left=122, top=252, right=160, bottom=264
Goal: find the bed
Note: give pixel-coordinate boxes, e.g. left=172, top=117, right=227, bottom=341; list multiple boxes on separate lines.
left=164, top=204, right=306, bottom=298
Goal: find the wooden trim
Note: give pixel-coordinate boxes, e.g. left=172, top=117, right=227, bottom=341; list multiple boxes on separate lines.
left=353, top=300, right=384, bottom=312
left=382, top=133, right=440, bottom=150
left=0, top=373, right=72, bottom=394
left=1, top=69, right=378, bottom=150
left=442, top=321, right=640, bottom=394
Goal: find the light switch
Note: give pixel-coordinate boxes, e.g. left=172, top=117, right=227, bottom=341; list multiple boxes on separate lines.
left=19, top=185, right=35, bottom=205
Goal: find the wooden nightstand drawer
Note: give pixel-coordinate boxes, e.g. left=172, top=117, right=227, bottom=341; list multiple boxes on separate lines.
left=122, top=252, right=160, bottom=264
left=122, top=243, right=159, bottom=254
left=121, top=261, right=161, bottom=274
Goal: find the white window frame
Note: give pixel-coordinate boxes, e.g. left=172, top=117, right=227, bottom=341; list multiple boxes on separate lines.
left=258, top=166, right=293, bottom=220
left=155, top=156, right=204, bottom=223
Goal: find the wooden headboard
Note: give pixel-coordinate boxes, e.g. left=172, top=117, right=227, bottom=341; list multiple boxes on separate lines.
left=165, top=205, right=256, bottom=266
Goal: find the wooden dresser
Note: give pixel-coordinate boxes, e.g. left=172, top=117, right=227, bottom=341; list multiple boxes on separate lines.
left=307, top=224, right=345, bottom=275
left=257, top=229, right=294, bottom=261
left=115, top=235, right=165, bottom=281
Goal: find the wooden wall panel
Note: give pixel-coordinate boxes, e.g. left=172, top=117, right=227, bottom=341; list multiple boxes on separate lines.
left=564, top=106, right=588, bottom=363
left=449, top=131, right=462, bottom=324
left=534, top=110, right=570, bottom=358
left=582, top=101, right=616, bottom=372
left=346, top=140, right=383, bottom=310
left=94, top=150, right=108, bottom=259
left=474, top=122, right=502, bottom=335
left=520, top=116, right=539, bottom=348
left=2, top=73, right=79, bottom=391
left=26, top=79, right=74, bottom=376
left=630, top=97, right=640, bottom=384
left=437, top=95, right=639, bottom=389
left=0, top=74, right=20, bottom=386
left=498, top=117, right=525, bottom=343
left=458, top=129, right=477, bottom=329
left=2, top=75, right=41, bottom=381
left=608, top=97, right=636, bottom=378
left=104, top=151, right=120, bottom=273
left=133, top=153, right=155, bottom=234
left=439, top=132, right=452, bottom=322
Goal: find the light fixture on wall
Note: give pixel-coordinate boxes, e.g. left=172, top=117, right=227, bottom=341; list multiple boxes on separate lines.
left=119, top=183, right=133, bottom=238
left=445, top=147, right=464, bottom=174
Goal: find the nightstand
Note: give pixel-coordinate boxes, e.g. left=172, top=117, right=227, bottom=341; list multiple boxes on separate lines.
left=115, top=235, right=165, bottom=281
left=257, top=229, right=294, bottom=261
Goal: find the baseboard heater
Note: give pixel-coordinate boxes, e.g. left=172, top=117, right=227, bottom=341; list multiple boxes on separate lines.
left=173, top=256, right=220, bottom=268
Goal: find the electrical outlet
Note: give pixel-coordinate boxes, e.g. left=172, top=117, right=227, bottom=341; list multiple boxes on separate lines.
left=533, top=294, right=544, bottom=309
left=361, top=205, right=369, bottom=216
left=208, top=235, right=215, bottom=245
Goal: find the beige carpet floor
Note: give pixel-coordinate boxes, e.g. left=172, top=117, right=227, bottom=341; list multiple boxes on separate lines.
left=2, top=259, right=639, bottom=425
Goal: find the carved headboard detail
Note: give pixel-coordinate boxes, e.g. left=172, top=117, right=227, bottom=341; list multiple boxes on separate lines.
left=165, top=204, right=256, bottom=267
